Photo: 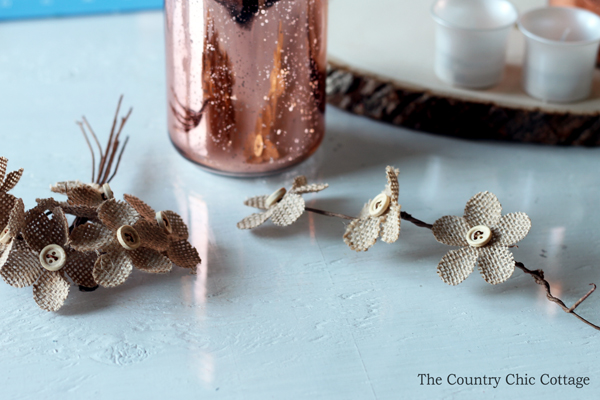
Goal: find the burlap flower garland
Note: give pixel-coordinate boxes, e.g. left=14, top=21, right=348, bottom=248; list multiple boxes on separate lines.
left=0, top=98, right=201, bottom=312
left=237, top=165, right=599, bottom=331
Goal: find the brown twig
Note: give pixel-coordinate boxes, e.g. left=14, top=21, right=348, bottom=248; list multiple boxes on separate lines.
left=514, top=262, right=600, bottom=331
left=306, top=205, right=598, bottom=331
left=76, top=121, right=95, bottom=183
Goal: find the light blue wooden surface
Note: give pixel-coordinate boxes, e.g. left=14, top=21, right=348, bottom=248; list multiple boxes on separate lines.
left=0, top=5, right=598, bottom=400
left=0, top=0, right=162, bottom=20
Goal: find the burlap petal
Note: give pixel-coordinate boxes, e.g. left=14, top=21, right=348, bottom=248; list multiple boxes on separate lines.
left=437, top=246, right=478, bottom=285
left=63, top=249, right=97, bottom=288
left=130, top=248, right=172, bottom=274
left=244, top=195, right=269, bottom=210
left=98, top=199, right=140, bottom=231
left=478, top=245, right=515, bottom=285
left=0, top=157, right=6, bottom=184
left=464, top=191, right=502, bottom=228
left=0, top=192, right=16, bottom=228
left=93, top=247, right=133, bottom=288
left=1, top=169, right=23, bottom=193
left=67, top=186, right=103, bottom=207
left=343, top=216, right=382, bottom=252
left=38, top=197, right=101, bottom=221
left=237, top=209, right=273, bottom=229
left=384, top=166, right=399, bottom=202
left=134, top=219, right=169, bottom=251
left=167, top=239, right=201, bottom=270
left=380, top=203, right=401, bottom=244
left=495, top=212, right=531, bottom=247
left=69, top=222, right=114, bottom=252
left=7, top=198, right=25, bottom=235
left=50, top=180, right=87, bottom=195
left=33, top=271, right=70, bottom=312
left=23, top=206, right=69, bottom=253
left=291, top=176, right=308, bottom=190
left=432, top=215, right=470, bottom=246
left=0, top=239, right=43, bottom=288
left=162, top=211, right=188, bottom=241
left=292, top=183, right=329, bottom=194
left=271, top=193, right=305, bottom=227
left=124, top=194, right=156, bottom=221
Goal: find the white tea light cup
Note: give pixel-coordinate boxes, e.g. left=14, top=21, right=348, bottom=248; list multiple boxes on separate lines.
left=519, top=7, right=600, bottom=103
left=431, top=0, right=518, bottom=89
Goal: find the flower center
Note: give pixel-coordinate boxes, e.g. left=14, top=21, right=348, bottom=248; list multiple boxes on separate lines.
left=156, top=211, right=173, bottom=235
left=0, top=226, right=10, bottom=245
left=369, top=193, right=390, bottom=217
left=116, top=225, right=141, bottom=250
left=39, top=244, right=67, bottom=271
left=466, top=225, right=492, bottom=248
left=265, top=187, right=286, bottom=208
left=101, top=183, right=114, bottom=201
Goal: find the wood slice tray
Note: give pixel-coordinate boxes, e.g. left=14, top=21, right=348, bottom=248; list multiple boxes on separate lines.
left=325, top=0, right=600, bottom=146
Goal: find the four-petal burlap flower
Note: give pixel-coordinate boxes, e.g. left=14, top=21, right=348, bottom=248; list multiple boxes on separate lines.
left=432, top=191, right=531, bottom=285
left=343, top=166, right=401, bottom=252
left=69, top=199, right=173, bottom=287
left=50, top=180, right=114, bottom=220
left=237, top=176, right=328, bottom=229
left=0, top=202, right=97, bottom=311
left=123, top=194, right=201, bottom=272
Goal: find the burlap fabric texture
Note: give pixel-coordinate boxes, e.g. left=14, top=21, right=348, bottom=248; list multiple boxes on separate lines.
left=69, top=199, right=173, bottom=288
left=237, top=176, right=328, bottom=229
left=343, top=166, right=401, bottom=252
left=432, top=191, right=531, bottom=285
left=50, top=180, right=108, bottom=221
left=124, top=194, right=201, bottom=272
left=0, top=202, right=98, bottom=311
left=0, top=157, right=24, bottom=255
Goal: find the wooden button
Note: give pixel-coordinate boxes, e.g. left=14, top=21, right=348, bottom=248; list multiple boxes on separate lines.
left=466, top=225, right=492, bottom=247
left=156, top=211, right=173, bottom=235
left=102, top=183, right=114, bottom=200
left=265, top=187, right=287, bottom=208
left=116, top=225, right=141, bottom=250
left=39, top=244, right=67, bottom=271
left=0, top=227, right=11, bottom=244
left=369, top=193, right=390, bottom=217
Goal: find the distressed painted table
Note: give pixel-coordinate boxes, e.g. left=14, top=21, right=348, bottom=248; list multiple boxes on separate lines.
left=0, top=7, right=599, bottom=400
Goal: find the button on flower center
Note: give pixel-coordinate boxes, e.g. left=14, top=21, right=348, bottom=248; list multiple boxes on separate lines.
left=156, top=211, right=173, bottom=235
left=369, top=193, right=390, bottom=217
left=116, top=225, right=141, bottom=250
left=265, top=187, right=286, bottom=208
left=102, top=183, right=114, bottom=200
left=39, top=244, right=67, bottom=271
left=0, top=227, right=10, bottom=244
left=466, top=225, right=492, bottom=248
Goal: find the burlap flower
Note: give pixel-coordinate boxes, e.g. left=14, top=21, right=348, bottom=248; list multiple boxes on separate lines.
left=0, top=203, right=97, bottom=311
left=123, top=194, right=201, bottom=272
left=343, top=166, right=401, bottom=252
left=69, top=199, right=173, bottom=287
left=0, top=157, right=24, bottom=252
left=237, top=176, right=328, bottom=229
left=432, top=191, right=531, bottom=285
left=50, top=180, right=115, bottom=220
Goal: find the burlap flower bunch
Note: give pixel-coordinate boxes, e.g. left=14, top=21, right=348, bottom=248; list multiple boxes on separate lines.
left=237, top=167, right=532, bottom=287
left=0, top=157, right=201, bottom=312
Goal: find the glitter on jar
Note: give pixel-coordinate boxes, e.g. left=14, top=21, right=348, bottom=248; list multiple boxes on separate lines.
left=165, top=0, right=328, bottom=176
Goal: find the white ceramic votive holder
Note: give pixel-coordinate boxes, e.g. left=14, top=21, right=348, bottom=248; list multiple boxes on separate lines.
left=431, top=0, right=518, bottom=89
left=519, top=7, right=600, bottom=103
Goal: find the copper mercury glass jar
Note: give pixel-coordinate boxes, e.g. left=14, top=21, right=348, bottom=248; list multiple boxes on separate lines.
left=164, top=0, right=328, bottom=176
